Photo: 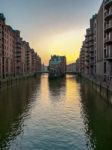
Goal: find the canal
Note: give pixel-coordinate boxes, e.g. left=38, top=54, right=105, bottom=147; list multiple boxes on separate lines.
left=0, top=74, right=112, bottom=150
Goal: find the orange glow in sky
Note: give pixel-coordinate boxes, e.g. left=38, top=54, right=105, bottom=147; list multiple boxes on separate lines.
left=30, top=29, right=85, bottom=65
left=1, top=0, right=102, bottom=65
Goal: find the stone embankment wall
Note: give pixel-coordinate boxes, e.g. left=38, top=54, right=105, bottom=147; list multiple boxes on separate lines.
left=80, top=75, right=112, bottom=105
left=0, top=74, right=38, bottom=90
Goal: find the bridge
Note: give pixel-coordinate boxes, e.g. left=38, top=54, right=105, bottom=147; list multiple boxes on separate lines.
left=66, top=71, right=79, bottom=75
left=41, top=71, right=79, bottom=75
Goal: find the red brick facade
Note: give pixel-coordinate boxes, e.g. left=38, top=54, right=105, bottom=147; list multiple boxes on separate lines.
left=0, top=14, right=41, bottom=79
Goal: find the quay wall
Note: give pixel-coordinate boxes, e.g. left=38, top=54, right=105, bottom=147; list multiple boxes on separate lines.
left=80, top=75, right=112, bottom=105
left=0, top=73, right=40, bottom=90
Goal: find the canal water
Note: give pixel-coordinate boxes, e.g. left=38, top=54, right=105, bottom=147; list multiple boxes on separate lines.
left=0, top=74, right=112, bottom=150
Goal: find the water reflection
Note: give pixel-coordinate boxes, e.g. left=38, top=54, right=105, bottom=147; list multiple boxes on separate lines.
left=0, top=75, right=112, bottom=150
left=0, top=77, right=40, bottom=149
left=48, top=77, right=66, bottom=102
left=80, top=79, right=112, bottom=150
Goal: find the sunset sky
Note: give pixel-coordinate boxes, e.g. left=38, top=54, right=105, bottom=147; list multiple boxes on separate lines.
left=0, top=0, right=102, bottom=65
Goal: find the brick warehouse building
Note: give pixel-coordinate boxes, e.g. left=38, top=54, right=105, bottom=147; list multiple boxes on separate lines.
left=0, top=13, right=41, bottom=79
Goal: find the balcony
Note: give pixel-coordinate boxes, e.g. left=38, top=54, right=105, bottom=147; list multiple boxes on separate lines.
left=105, top=11, right=112, bottom=20
left=105, top=22, right=112, bottom=31
left=16, top=51, right=21, bottom=54
left=104, top=0, right=112, bottom=9
left=16, top=46, right=21, bottom=49
left=16, top=55, right=21, bottom=58
left=85, top=43, right=94, bottom=48
left=90, top=54, right=94, bottom=58
left=16, top=41, right=21, bottom=45
left=104, top=49, right=112, bottom=60
left=86, top=33, right=93, bottom=38
left=105, top=36, right=112, bottom=44
left=87, top=37, right=94, bottom=43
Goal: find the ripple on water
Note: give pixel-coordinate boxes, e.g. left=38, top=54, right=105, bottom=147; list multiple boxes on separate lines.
left=0, top=75, right=112, bottom=150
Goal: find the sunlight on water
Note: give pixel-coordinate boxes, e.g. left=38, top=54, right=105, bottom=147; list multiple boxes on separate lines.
left=0, top=74, right=112, bottom=150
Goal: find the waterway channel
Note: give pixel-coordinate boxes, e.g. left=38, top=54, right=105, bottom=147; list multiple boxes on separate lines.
left=0, top=74, right=112, bottom=150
